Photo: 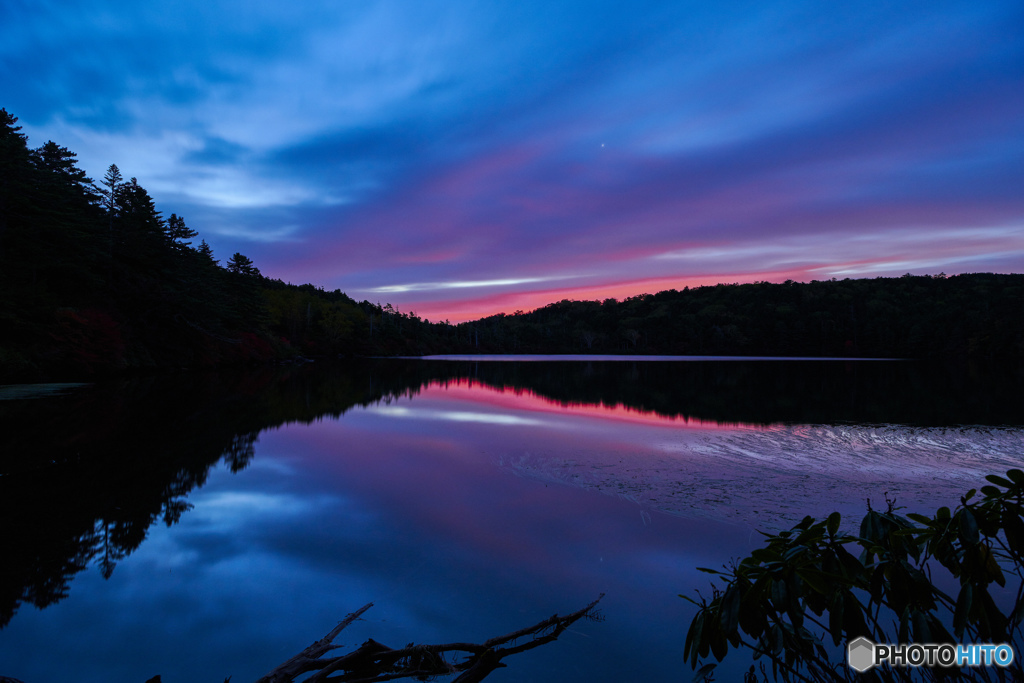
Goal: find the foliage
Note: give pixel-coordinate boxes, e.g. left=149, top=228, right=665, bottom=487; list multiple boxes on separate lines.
left=0, top=107, right=263, bottom=378
left=0, top=107, right=460, bottom=377
left=683, top=471, right=1024, bottom=682
left=226, top=251, right=260, bottom=276
left=451, top=276, right=1024, bottom=361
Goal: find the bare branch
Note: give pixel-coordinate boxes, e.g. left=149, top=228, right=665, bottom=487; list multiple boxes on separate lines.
left=254, top=596, right=603, bottom=683
left=255, top=602, right=373, bottom=683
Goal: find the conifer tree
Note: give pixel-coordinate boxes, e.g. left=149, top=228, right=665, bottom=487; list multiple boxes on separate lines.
left=114, top=177, right=164, bottom=260
left=102, top=164, right=122, bottom=218
left=0, top=108, right=32, bottom=242
left=166, top=213, right=198, bottom=249
left=196, top=239, right=218, bottom=265
left=226, top=252, right=260, bottom=277
left=32, top=142, right=99, bottom=199
left=28, top=141, right=106, bottom=299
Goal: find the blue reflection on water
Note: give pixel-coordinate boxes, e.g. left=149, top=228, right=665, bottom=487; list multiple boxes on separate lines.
left=2, top=371, right=1017, bottom=682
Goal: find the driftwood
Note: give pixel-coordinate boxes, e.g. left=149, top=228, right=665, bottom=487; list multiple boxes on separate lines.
left=255, top=595, right=605, bottom=683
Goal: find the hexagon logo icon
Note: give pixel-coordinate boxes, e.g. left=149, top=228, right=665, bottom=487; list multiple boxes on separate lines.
left=848, top=636, right=876, bottom=672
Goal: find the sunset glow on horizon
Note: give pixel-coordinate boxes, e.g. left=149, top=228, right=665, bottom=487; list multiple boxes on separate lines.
left=4, top=1, right=1022, bottom=322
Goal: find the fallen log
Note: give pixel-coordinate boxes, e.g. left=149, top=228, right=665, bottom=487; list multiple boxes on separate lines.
left=255, top=595, right=604, bottom=683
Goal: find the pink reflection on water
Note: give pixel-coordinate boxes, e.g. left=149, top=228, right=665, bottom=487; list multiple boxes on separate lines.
left=418, top=378, right=775, bottom=431
left=294, top=379, right=1024, bottom=533
left=248, top=409, right=753, bottom=680
left=271, top=413, right=732, bottom=592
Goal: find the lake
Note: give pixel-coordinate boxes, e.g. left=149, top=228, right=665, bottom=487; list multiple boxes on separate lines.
left=1, top=357, right=1023, bottom=682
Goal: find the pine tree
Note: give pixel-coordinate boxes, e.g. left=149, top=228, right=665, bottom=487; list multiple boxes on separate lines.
left=32, top=142, right=100, bottom=200
left=100, top=163, right=122, bottom=263
left=166, top=213, right=198, bottom=249
left=28, top=141, right=106, bottom=300
left=0, top=108, right=32, bottom=242
left=0, top=108, right=36, bottom=300
left=114, top=176, right=164, bottom=258
left=196, top=239, right=218, bottom=265
left=226, top=252, right=260, bottom=277
left=101, top=164, right=122, bottom=219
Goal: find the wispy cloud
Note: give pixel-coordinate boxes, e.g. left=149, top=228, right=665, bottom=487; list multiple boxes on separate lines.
left=367, top=275, right=579, bottom=294
left=5, top=0, right=1022, bottom=318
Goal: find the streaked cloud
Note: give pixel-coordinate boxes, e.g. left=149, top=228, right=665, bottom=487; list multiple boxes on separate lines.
left=653, top=225, right=1024, bottom=275
left=368, top=275, right=578, bottom=294
left=4, top=0, right=1021, bottom=320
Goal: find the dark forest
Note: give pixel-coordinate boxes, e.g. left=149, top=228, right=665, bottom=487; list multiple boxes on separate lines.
left=2, top=108, right=1022, bottom=381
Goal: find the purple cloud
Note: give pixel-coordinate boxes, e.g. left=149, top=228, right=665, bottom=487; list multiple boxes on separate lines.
left=4, top=0, right=1021, bottom=320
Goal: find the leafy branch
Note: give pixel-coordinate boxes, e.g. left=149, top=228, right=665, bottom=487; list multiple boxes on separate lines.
left=684, top=470, right=1024, bottom=682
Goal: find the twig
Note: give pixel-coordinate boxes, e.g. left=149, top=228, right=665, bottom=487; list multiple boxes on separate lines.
left=255, top=603, right=373, bottom=683
left=254, top=596, right=604, bottom=683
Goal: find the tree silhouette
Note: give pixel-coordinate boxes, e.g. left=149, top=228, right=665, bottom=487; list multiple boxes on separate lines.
left=196, top=239, right=218, bottom=265
left=115, top=177, right=163, bottom=244
left=166, top=212, right=198, bottom=250
left=226, top=251, right=261, bottom=277
left=101, top=163, right=122, bottom=232
left=684, top=472, right=1024, bottom=682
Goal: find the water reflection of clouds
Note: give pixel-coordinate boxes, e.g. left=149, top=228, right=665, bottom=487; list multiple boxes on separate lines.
left=181, top=418, right=708, bottom=670
left=366, top=404, right=552, bottom=427
left=241, top=454, right=301, bottom=475
left=277, top=417, right=731, bottom=577
left=422, top=380, right=770, bottom=431
left=195, top=491, right=322, bottom=517
left=361, top=381, right=1024, bottom=531
left=8, top=365, right=1022, bottom=683
left=186, top=487, right=377, bottom=538
left=0, top=384, right=757, bottom=683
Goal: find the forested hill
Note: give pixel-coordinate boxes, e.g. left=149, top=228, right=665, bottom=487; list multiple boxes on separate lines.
left=2, top=106, right=1022, bottom=381
left=460, top=273, right=1024, bottom=360
left=0, top=107, right=421, bottom=381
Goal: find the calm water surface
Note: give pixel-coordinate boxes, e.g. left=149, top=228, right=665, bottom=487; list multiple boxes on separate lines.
left=1, top=358, right=1022, bottom=682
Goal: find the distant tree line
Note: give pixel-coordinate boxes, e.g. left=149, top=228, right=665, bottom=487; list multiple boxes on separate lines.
left=2, top=106, right=1022, bottom=380
left=446, top=274, right=1024, bottom=361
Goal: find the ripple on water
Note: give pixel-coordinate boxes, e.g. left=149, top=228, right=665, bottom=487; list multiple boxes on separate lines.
left=499, top=424, right=1024, bottom=530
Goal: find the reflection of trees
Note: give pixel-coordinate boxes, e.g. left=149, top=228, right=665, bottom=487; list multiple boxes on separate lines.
left=412, top=358, right=1024, bottom=427
left=0, top=358, right=1019, bottom=628
left=0, top=365, right=377, bottom=628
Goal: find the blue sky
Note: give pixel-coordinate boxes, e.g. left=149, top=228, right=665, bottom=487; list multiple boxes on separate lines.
left=3, top=0, right=1022, bottom=320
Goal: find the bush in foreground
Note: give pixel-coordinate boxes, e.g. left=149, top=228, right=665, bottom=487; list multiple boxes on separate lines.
left=685, top=470, right=1024, bottom=682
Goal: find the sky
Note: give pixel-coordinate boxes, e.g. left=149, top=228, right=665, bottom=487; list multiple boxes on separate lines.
left=3, top=0, right=1022, bottom=322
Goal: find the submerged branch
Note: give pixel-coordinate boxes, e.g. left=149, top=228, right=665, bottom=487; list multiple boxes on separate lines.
left=255, top=603, right=374, bottom=683
left=255, top=595, right=604, bottom=683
